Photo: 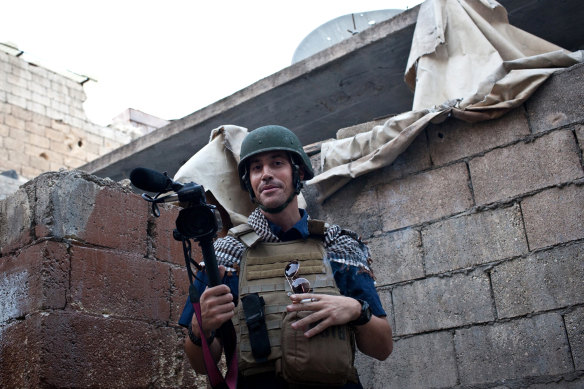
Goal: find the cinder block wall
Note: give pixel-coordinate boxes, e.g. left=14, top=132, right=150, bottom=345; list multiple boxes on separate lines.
left=304, top=63, right=584, bottom=388
left=0, top=171, right=203, bottom=388
left=0, top=48, right=129, bottom=180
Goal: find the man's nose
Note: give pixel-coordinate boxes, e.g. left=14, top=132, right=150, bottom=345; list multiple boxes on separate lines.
left=260, top=165, right=273, bottom=180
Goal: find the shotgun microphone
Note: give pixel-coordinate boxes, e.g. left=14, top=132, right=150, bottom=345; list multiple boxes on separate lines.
left=129, top=167, right=178, bottom=193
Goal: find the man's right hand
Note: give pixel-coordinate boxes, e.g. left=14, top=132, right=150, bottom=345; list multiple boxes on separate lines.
left=191, top=266, right=235, bottom=339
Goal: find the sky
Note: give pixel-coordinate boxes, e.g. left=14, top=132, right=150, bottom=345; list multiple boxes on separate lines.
left=1, top=0, right=422, bottom=126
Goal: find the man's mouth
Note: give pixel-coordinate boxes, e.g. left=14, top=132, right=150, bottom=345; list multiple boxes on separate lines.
left=260, top=184, right=280, bottom=193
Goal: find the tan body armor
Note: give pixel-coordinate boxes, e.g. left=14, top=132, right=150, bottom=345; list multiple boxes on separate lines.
left=229, top=220, right=357, bottom=385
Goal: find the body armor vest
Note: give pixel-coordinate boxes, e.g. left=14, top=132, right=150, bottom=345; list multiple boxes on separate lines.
left=229, top=220, right=355, bottom=380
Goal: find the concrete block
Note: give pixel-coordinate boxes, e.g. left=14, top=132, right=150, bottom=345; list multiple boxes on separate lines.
left=4, top=136, right=25, bottom=152
left=6, top=73, right=28, bottom=88
left=171, top=266, right=191, bottom=323
left=44, top=127, right=66, bottom=142
left=358, top=331, right=457, bottom=389
left=31, top=91, right=50, bottom=107
left=526, top=63, right=584, bottom=133
left=0, top=317, right=43, bottom=387
left=378, top=163, right=473, bottom=231
left=469, top=129, right=583, bottom=205
left=84, top=185, right=149, bottom=251
left=392, top=270, right=494, bottom=335
left=10, top=105, right=32, bottom=122
left=0, top=241, right=69, bottom=324
left=565, top=307, right=584, bottom=371
left=365, top=130, right=432, bottom=185
left=18, top=312, right=185, bottom=388
left=422, top=205, right=528, bottom=275
left=5, top=93, right=27, bottom=109
left=31, top=72, right=51, bottom=89
left=0, top=187, right=32, bottom=255
left=429, top=107, right=530, bottom=166
left=521, top=184, right=584, bottom=250
left=150, top=203, right=188, bottom=266
left=32, top=171, right=149, bottom=253
left=377, top=288, right=395, bottom=332
left=0, top=122, right=9, bottom=137
left=5, top=114, right=25, bottom=131
left=368, top=228, right=424, bottom=286
left=527, top=378, right=584, bottom=389
left=577, top=125, right=584, bottom=154
left=455, top=314, right=572, bottom=385
left=10, top=84, right=31, bottom=100
left=315, top=174, right=382, bottom=238
left=31, top=112, right=51, bottom=127
left=27, top=132, right=51, bottom=149
left=491, top=242, right=584, bottom=319
left=7, top=150, right=30, bottom=167
left=69, top=246, right=171, bottom=321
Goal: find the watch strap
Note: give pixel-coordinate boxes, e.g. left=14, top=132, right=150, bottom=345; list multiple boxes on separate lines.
left=188, top=323, right=215, bottom=347
left=349, top=298, right=372, bottom=326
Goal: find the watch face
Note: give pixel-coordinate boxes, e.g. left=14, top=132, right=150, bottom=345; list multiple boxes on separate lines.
left=352, top=299, right=372, bottom=326
left=362, top=300, right=372, bottom=322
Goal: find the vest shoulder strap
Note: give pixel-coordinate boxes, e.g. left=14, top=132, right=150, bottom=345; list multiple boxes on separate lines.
left=308, top=219, right=329, bottom=238
left=228, top=223, right=262, bottom=248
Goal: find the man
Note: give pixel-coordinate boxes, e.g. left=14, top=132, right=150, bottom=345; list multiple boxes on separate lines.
left=179, top=125, right=392, bottom=388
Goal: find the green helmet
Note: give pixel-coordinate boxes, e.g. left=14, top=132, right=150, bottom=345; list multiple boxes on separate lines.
left=238, top=125, right=314, bottom=212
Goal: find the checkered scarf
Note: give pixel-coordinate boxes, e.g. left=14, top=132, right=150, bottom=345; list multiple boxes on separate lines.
left=214, top=208, right=372, bottom=273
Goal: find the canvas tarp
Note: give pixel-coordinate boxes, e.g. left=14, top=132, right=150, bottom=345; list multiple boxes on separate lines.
left=173, top=0, right=583, bottom=223
left=307, top=0, right=583, bottom=202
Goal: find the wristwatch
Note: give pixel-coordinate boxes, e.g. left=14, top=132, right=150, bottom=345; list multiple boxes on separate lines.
left=188, top=324, right=215, bottom=347
left=349, top=299, right=372, bottom=326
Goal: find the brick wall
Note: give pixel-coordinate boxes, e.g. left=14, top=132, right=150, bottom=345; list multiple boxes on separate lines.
left=303, top=63, right=584, bottom=388
left=0, top=47, right=130, bottom=180
left=0, top=171, right=204, bottom=388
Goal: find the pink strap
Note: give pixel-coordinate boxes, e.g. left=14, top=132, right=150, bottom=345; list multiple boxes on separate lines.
left=193, top=301, right=238, bottom=389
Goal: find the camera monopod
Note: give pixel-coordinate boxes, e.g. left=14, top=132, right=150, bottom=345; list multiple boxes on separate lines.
left=130, top=167, right=237, bottom=389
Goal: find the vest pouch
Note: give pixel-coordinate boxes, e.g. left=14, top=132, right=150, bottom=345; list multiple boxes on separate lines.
left=278, top=310, right=357, bottom=386
left=241, top=293, right=271, bottom=361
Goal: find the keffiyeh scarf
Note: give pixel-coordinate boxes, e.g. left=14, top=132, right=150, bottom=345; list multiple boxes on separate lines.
left=214, top=208, right=372, bottom=273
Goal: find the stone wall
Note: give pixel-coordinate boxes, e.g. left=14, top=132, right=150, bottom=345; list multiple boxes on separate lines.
left=303, top=63, right=584, bottom=388
left=0, top=46, right=130, bottom=180
left=0, top=171, right=202, bottom=387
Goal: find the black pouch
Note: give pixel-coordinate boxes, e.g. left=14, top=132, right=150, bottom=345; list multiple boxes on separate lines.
left=241, top=293, right=271, bottom=361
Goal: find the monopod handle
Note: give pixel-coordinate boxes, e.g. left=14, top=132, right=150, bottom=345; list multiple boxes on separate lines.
left=200, top=237, right=221, bottom=286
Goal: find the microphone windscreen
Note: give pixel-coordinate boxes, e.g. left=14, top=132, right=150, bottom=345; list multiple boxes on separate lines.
left=129, top=167, right=172, bottom=192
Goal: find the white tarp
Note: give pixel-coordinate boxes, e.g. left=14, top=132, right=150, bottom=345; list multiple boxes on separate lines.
left=307, top=0, right=583, bottom=202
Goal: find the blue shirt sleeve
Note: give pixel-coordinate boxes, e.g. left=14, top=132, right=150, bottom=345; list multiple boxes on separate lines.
left=330, top=261, right=386, bottom=317
left=178, top=270, right=240, bottom=328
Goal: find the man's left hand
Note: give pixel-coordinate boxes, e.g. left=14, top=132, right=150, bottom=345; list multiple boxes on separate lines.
left=286, top=293, right=361, bottom=338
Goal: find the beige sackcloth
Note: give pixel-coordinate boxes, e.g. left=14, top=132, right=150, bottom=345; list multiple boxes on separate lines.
left=308, top=0, right=583, bottom=201
left=175, top=0, right=583, bottom=222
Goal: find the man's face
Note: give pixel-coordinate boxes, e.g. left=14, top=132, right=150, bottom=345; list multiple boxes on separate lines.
left=249, top=151, right=301, bottom=209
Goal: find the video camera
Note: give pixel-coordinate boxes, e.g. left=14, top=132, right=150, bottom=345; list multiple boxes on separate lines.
left=129, top=167, right=222, bottom=286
